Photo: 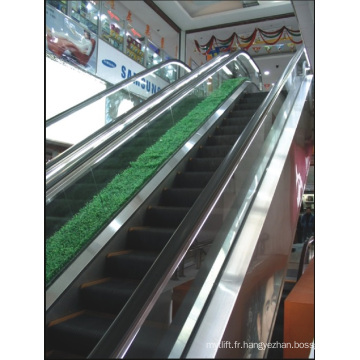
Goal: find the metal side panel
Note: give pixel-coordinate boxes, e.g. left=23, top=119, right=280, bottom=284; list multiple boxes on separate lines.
left=184, top=75, right=313, bottom=359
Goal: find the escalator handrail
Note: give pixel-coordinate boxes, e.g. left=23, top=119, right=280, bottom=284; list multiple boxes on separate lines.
left=88, top=46, right=306, bottom=358
left=46, top=59, right=192, bottom=128
left=45, top=52, right=230, bottom=194
left=297, top=236, right=314, bottom=280
left=46, top=50, right=262, bottom=197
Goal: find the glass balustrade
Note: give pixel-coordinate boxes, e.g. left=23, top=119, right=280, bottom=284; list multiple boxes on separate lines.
left=46, top=50, right=261, bottom=290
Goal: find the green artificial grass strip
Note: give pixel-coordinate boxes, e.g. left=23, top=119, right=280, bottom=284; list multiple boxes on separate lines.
left=46, top=77, right=248, bottom=285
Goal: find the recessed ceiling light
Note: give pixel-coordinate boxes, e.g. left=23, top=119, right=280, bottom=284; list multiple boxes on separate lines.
left=264, top=71, right=270, bottom=75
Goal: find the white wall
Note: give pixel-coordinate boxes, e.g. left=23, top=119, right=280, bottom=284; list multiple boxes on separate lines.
left=46, top=57, right=107, bottom=120
left=46, top=57, right=107, bottom=145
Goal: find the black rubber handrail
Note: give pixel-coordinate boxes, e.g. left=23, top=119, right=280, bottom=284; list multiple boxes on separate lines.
left=88, top=46, right=306, bottom=359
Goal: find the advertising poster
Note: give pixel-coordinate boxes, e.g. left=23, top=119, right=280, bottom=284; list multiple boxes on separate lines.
left=290, top=141, right=313, bottom=231
left=46, top=5, right=97, bottom=74
left=96, top=39, right=168, bottom=98
left=243, top=269, right=283, bottom=358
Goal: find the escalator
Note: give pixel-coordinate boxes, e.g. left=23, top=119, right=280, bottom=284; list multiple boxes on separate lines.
left=46, top=46, right=313, bottom=359
left=46, top=92, right=266, bottom=358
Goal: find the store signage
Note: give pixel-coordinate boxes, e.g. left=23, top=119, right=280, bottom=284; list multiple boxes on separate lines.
left=120, top=65, right=160, bottom=94
left=96, top=39, right=169, bottom=99
left=102, top=59, right=117, bottom=68
left=107, top=10, right=119, bottom=21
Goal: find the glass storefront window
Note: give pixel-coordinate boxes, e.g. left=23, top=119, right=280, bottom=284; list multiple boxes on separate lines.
left=163, top=52, right=172, bottom=62
left=146, top=40, right=162, bottom=68
left=100, top=4, right=125, bottom=52
left=70, top=1, right=100, bottom=34
left=46, top=0, right=68, bottom=14
left=126, top=24, right=145, bottom=66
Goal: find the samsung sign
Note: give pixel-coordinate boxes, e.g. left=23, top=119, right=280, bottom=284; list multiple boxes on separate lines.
left=102, top=59, right=117, bottom=68
left=120, top=65, right=161, bottom=94
left=97, top=39, right=168, bottom=98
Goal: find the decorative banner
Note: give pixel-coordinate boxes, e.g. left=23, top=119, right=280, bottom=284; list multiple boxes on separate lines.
left=194, top=26, right=302, bottom=56
left=276, top=44, right=284, bottom=52
left=145, top=24, right=151, bottom=38
left=109, top=0, right=115, bottom=9
left=252, top=46, right=261, bottom=53
left=126, top=10, right=132, bottom=23
left=161, top=37, right=164, bottom=49
left=264, top=45, right=272, bottom=54
left=287, top=43, right=295, bottom=52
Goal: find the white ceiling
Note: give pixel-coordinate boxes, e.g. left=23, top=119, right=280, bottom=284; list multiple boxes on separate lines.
left=153, top=0, right=295, bottom=33
left=120, top=1, right=296, bottom=39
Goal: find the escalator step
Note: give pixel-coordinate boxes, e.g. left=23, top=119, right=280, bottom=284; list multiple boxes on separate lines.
left=174, top=171, right=213, bottom=188
left=243, top=92, right=267, bottom=101
left=126, top=226, right=174, bottom=251
left=234, top=102, right=260, bottom=110
left=187, top=157, right=223, bottom=172
left=159, top=188, right=202, bottom=207
left=80, top=277, right=139, bottom=314
left=229, top=109, right=256, bottom=117
left=214, top=125, right=245, bottom=136
left=221, top=116, right=251, bottom=127
left=144, top=205, right=190, bottom=228
left=207, top=134, right=239, bottom=146
left=197, top=145, right=231, bottom=158
left=47, top=311, right=115, bottom=357
left=106, top=250, right=158, bottom=279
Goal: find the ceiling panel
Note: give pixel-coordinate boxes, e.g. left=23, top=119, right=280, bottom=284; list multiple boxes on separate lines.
left=178, top=1, right=245, bottom=18
left=153, top=0, right=295, bottom=31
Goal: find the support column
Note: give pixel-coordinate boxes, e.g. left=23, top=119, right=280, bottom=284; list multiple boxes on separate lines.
left=179, top=30, right=186, bottom=64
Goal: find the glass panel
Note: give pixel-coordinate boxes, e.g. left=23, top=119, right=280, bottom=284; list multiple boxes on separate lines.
left=70, top=1, right=100, bottom=34
left=163, top=51, right=172, bottom=62
left=46, top=92, right=205, bottom=284
left=100, top=4, right=125, bottom=52
left=46, top=0, right=68, bottom=14
left=46, top=61, right=191, bottom=154
left=146, top=40, right=162, bottom=68
left=46, top=55, right=251, bottom=283
left=125, top=25, right=145, bottom=66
